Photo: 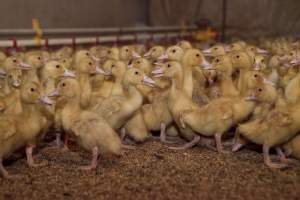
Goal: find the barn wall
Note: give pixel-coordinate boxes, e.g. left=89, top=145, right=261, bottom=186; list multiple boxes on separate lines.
left=0, top=0, right=148, bottom=28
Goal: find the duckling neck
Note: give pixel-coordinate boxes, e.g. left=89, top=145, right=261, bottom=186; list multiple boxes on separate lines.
left=220, top=74, right=239, bottom=97
left=125, top=85, right=143, bottom=105
left=170, top=70, right=184, bottom=100
left=43, top=78, right=56, bottom=94
left=26, top=69, right=39, bottom=82
left=111, top=74, right=125, bottom=96
left=233, top=95, right=256, bottom=121
left=182, top=64, right=193, bottom=98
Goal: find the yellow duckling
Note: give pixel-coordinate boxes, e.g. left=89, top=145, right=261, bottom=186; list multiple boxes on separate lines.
left=202, top=44, right=227, bottom=57
left=177, top=40, right=192, bottom=50
left=0, top=81, right=51, bottom=178
left=51, top=78, right=121, bottom=170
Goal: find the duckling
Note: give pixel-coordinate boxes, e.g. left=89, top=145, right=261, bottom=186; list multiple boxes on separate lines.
left=73, top=49, right=91, bottom=67
left=177, top=40, right=192, bottom=50
left=22, top=52, right=44, bottom=83
left=91, top=68, right=155, bottom=141
left=107, top=47, right=120, bottom=60
left=202, top=44, right=227, bottom=57
left=236, top=76, right=300, bottom=168
left=119, top=45, right=135, bottom=64
left=0, top=81, right=51, bottom=178
left=3, top=69, right=23, bottom=114
left=51, top=78, right=121, bottom=170
left=143, top=46, right=165, bottom=62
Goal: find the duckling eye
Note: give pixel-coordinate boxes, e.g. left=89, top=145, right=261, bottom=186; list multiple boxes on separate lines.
left=216, top=59, right=220, bottom=63
left=172, top=49, right=176, bottom=53
left=290, top=53, right=293, bottom=56
left=56, top=65, right=60, bottom=68
left=62, top=83, right=66, bottom=87
left=86, top=53, right=90, bottom=56
left=236, top=55, right=240, bottom=59
left=89, top=62, right=92, bottom=66
left=261, top=59, right=264, bottom=63
left=125, top=49, right=129, bottom=52
left=137, top=61, right=141, bottom=64
left=30, top=88, right=35, bottom=92
left=63, top=60, right=66, bottom=63
left=258, top=88, right=263, bottom=92
left=13, top=59, right=17, bottom=63
left=254, top=74, right=258, bottom=78
left=214, top=47, right=218, bottom=50
left=9, top=75, right=12, bottom=78
left=111, top=64, right=115, bottom=68
left=196, top=54, right=200, bottom=57
left=135, top=71, right=139, bottom=75
left=167, top=64, right=171, bottom=68
left=153, top=49, right=156, bottom=52
left=108, top=50, right=111, bottom=54
left=37, top=57, right=41, bottom=60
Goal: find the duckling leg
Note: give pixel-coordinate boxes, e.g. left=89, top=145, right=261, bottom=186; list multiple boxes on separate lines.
left=55, top=132, right=62, bottom=147
left=160, top=123, right=176, bottom=144
left=214, top=133, right=229, bottom=153
left=26, top=145, right=46, bottom=167
left=0, top=159, right=11, bottom=179
left=276, top=147, right=300, bottom=165
left=263, top=145, right=288, bottom=169
left=168, top=135, right=200, bottom=150
left=79, top=147, right=98, bottom=171
left=120, top=127, right=126, bottom=141
left=62, top=134, right=70, bottom=151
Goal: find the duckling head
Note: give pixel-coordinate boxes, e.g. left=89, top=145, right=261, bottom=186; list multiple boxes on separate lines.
left=123, top=68, right=155, bottom=87
left=76, top=57, right=106, bottom=76
left=6, top=69, right=22, bottom=88
left=230, top=51, right=252, bottom=70
left=212, top=55, right=233, bottom=76
left=111, top=60, right=126, bottom=78
left=182, top=49, right=211, bottom=69
left=25, top=53, right=43, bottom=69
left=107, top=47, right=119, bottom=60
left=74, top=50, right=91, bottom=66
left=55, top=78, right=81, bottom=100
left=43, top=60, right=76, bottom=79
left=177, top=40, right=192, bottom=50
left=120, top=45, right=134, bottom=61
left=144, top=46, right=165, bottom=59
left=4, top=56, right=22, bottom=71
left=130, top=58, right=152, bottom=75
left=21, top=81, right=52, bottom=105
left=203, top=44, right=226, bottom=57
left=152, top=61, right=182, bottom=79
left=253, top=55, right=267, bottom=71
left=163, top=45, right=184, bottom=61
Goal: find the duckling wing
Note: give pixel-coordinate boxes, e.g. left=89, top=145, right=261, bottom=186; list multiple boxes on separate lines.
left=0, top=116, right=17, bottom=141
left=91, top=95, right=125, bottom=118
left=71, top=112, right=103, bottom=136
left=266, top=110, right=293, bottom=127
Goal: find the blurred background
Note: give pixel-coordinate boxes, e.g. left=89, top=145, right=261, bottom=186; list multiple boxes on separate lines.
left=0, top=0, right=300, bottom=47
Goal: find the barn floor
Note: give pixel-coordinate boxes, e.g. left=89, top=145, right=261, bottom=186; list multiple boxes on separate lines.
left=0, top=139, right=300, bottom=200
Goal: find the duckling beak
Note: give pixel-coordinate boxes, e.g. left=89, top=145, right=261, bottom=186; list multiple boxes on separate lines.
left=151, top=67, right=164, bottom=77
left=95, top=66, right=111, bottom=76
left=245, top=95, right=257, bottom=101
left=91, top=55, right=100, bottom=62
left=63, top=69, right=76, bottom=77
left=144, top=51, right=151, bottom=57
left=142, top=75, right=156, bottom=87
left=19, top=62, right=32, bottom=70
left=201, top=59, right=213, bottom=70
left=158, top=53, right=168, bottom=60
left=132, top=51, right=141, bottom=59
left=12, top=80, right=21, bottom=87
left=47, top=90, right=60, bottom=97
left=224, top=45, right=231, bottom=52
left=127, top=64, right=133, bottom=68
left=202, top=48, right=212, bottom=56
left=263, top=78, right=276, bottom=87
left=38, top=95, right=53, bottom=105
left=290, top=59, right=300, bottom=65
left=253, top=63, right=261, bottom=71
left=0, top=68, right=6, bottom=77
left=257, top=48, right=268, bottom=54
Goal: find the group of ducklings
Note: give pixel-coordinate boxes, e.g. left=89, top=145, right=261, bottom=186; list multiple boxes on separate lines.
left=1, top=37, right=300, bottom=179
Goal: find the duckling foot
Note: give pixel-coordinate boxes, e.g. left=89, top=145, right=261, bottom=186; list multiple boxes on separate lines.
left=276, top=147, right=300, bottom=165
left=26, top=146, right=47, bottom=167
left=79, top=147, right=98, bottom=171
left=160, top=123, right=176, bottom=144
left=232, top=141, right=244, bottom=152
left=215, top=133, right=229, bottom=154
left=168, top=136, right=200, bottom=150
left=264, top=145, right=288, bottom=169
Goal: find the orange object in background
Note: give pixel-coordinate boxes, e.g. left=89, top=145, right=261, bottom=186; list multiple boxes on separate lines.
left=193, top=27, right=218, bottom=42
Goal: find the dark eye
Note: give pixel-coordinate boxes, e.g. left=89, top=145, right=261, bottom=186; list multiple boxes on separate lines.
left=172, top=49, right=176, bottom=53
left=89, top=62, right=92, bottom=66
left=167, top=64, right=171, bottom=68
left=214, top=47, right=218, bottom=50
left=63, top=60, right=66, bottom=63
left=37, top=57, right=41, bottom=60
left=111, top=64, right=115, bottom=68
left=56, top=65, right=60, bottom=68
left=86, top=53, right=90, bottom=56
left=153, top=49, right=156, bottom=52
left=30, top=88, right=35, bottom=92
left=135, top=71, right=139, bottom=75
left=258, top=88, right=263, bottom=92
left=254, top=74, right=258, bottom=78
left=196, top=54, right=200, bottom=57
left=62, top=83, right=66, bottom=87
left=216, top=59, right=220, bottom=63
left=137, top=61, right=141, bottom=64
left=9, top=75, right=12, bottom=78
left=236, top=55, right=240, bottom=59
left=13, top=59, right=17, bottom=63
left=290, top=53, right=293, bottom=56
left=125, top=49, right=129, bottom=52
left=261, top=59, right=264, bottom=63
left=108, top=50, right=111, bottom=54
